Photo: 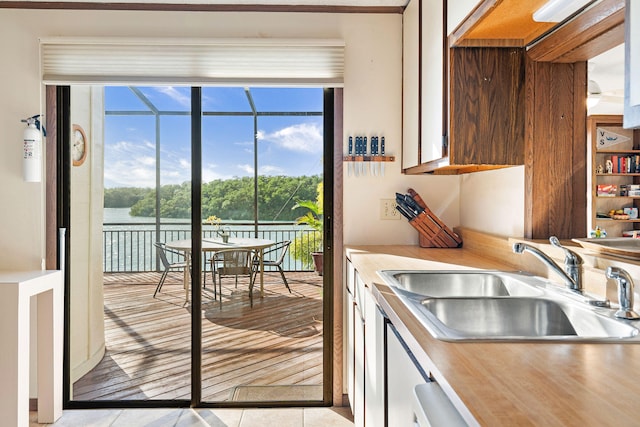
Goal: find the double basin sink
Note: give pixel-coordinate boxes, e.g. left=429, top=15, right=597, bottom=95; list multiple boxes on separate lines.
left=377, top=270, right=640, bottom=342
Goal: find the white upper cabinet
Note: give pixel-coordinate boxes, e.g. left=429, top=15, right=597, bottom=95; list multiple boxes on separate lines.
left=402, top=0, right=420, bottom=169
left=421, top=0, right=445, bottom=165
left=402, top=0, right=446, bottom=170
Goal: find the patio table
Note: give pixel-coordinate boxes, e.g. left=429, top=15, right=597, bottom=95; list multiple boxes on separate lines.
left=166, top=237, right=274, bottom=302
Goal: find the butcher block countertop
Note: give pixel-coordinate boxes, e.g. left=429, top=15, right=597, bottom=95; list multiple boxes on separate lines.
left=346, top=232, right=640, bottom=427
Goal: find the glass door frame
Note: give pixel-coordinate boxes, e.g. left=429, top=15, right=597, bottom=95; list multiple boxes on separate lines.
left=54, top=85, right=336, bottom=409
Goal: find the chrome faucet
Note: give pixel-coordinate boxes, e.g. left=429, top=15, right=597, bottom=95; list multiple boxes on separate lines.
left=513, top=236, right=583, bottom=293
left=605, top=267, right=640, bottom=320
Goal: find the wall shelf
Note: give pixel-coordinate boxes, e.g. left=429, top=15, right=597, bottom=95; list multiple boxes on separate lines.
left=343, top=156, right=395, bottom=162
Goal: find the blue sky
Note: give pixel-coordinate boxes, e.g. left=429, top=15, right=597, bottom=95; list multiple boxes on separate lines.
left=104, top=86, right=324, bottom=188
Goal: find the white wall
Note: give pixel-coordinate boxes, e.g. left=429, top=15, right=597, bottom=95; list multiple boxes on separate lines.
left=0, top=5, right=526, bottom=400
left=459, top=166, right=525, bottom=238
left=0, top=8, right=466, bottom=261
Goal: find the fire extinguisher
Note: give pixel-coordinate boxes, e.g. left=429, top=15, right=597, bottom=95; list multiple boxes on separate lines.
left=21, top=114, right=45, bottom=182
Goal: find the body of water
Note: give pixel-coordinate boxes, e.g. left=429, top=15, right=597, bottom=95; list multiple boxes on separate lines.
left=102, top=208, right=314, bottom=272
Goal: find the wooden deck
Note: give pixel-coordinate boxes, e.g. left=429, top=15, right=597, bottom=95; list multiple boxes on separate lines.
left=73, top=271, right=324, bottom=402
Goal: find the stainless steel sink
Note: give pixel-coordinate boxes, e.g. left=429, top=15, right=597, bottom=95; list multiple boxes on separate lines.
left=377, top=270, right=640, bottom=342
left=421, top=297, right=578, bottom=338
left=377, top=270, right=545, bottom=298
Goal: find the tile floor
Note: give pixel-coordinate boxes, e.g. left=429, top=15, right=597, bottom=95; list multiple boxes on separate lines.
left=29, top=407, right=354, bottom=427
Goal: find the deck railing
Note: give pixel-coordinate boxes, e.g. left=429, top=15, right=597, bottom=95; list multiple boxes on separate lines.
left=103, top=222, right=318, bottom=273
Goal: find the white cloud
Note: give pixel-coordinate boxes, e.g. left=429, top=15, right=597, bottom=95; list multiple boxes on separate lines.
left=238, top=164, right=254, bottom=174
left=202, top=164, right=231, bottom=183
left=260, top=165, right=285, bottom=175
left=155, top=87, right=191, bottom=108
left=104, top=138, right=192, bottom=188
left=259, top=123, right=322, bottom=153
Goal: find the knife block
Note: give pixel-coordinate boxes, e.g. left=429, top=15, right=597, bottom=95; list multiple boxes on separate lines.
left=407, top=188, right=462, bottom=248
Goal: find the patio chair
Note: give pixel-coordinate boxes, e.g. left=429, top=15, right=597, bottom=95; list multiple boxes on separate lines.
left=211, top=248, right=256, bottom=306
left=251, top=240, right=292, bottom=293
left=203, top=230, right=236, bottom=288
left=153, top=242, right=188, bottom=298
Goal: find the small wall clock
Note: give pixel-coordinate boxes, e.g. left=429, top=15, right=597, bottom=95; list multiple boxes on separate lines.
left=72, top=124, right=88, bottom=166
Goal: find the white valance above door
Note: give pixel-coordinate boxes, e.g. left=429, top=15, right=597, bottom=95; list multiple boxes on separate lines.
left=39, top=37, right=345, bottom=86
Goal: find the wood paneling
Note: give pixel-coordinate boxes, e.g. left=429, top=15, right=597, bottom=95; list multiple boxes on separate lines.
left=525, top=59, right=587, bottom=239
left=331, top=88, right=344, bottom=406
left=45, top=86, right=58, bottom=271
left=449, top=47, right=525, bottom=166
left=527, top=0, right=625, bottom=63
left=73, top=271, right=324, bottom=402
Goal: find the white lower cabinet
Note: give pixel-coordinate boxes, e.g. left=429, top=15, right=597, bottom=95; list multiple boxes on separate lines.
left=386, top=323, right=430, bottom=426
left=353, top=295, right=365, bottom=427
left=364, top=288, right=386, bottom=427
left=345, top=258, right=386, bottom=427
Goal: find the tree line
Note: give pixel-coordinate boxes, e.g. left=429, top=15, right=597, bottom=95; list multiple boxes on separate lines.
left=104, top=175, right=322, bottom=221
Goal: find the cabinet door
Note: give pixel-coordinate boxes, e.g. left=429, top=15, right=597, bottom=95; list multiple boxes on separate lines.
left=449, top=47, right=525, bottom=166
left=402, top=0, right=447, bottom=168
left=386, top=323, right=430, bottom=427
left=353, top=302, right=365, bottom=427
left=421, top=0, right=446, bottom=164
left=364, top=290, right=385, bottom=427
left=402, top=0, right=420, bottom=169
left=346, top=291, right=355, bottom=414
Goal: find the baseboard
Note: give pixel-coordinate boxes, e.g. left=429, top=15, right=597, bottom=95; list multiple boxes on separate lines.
left=71, top=342, right=106, bottom=383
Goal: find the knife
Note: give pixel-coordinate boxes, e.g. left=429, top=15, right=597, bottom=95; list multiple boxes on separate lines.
left=395, top=193, right=416, bottom=220
left=354, top=136, right=361, bottom=177
left=353, top=136, right=358, bottom=177
left=362, top=136, right=368, bottom=176
left=401, top=193, right=425, bottom=217
left=371, top=136, right=379, bottom=176
left=348, top=136, right=353, bottom=177
left=395, top=201, right=415, bottom=221
left=380, top=136, right=386, bottom=176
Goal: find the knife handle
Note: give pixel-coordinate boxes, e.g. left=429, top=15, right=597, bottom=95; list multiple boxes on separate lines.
left=348, top=136, right=353, bottom=155
left=381, top=136, right=385, bottom=156
left=407, top=188, right=427, bottom=210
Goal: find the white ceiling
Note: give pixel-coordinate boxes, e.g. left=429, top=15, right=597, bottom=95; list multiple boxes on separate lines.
left=7, top=0, right=408, bottom=4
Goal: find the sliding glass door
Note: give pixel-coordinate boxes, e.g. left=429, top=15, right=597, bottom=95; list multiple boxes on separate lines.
left=65, top=85, right=329, bottom=407
left=199, top=87, right=325, bottom=403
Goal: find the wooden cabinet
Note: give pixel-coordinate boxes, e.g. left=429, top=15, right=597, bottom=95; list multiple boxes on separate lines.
left=402, top=0, right=525, bottom=174
left=447, top=47, right=525, bottom=171
left=589, top=115, right=640, bottom=237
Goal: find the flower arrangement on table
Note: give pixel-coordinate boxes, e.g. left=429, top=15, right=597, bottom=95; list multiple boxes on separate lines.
left=205, top=215, right=231, bottom=242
